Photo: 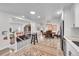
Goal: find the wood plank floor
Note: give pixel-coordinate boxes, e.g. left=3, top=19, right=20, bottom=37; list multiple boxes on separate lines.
left=7, top=37, right=63, bottom=56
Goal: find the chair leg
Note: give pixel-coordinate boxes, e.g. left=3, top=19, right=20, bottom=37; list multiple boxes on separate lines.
left=31, top=34, right=38, bottom=45
left=31, top=36, right=33, bottom=44
left=31, top=39, right=32, bottom=44
left=36, top=35, right=38, bottom=43
left=34, top=36, right=35, bottom=45
left=36, top=38, right=38, bottom=43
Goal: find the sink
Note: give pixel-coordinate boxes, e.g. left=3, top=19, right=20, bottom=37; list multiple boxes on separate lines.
left=72, top=41, right=79, bottom=46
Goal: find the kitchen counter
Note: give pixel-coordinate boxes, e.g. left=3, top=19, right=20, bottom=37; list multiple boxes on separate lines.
left=64, top=36, right=79, bottom=53
left=72, top=41, right=79, bottom=46
left=66, top=36, right=79, bottom=42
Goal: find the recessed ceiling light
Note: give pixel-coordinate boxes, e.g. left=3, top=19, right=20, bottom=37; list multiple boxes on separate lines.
left=15, top=17, right=24, bottom=20
left=22, top=16, right=25, bottom=18
left=38, top=16, right=40, bottom=18
left=30, top=11, right=36, bottom=15
left=57, top=10, right=62, bottom=15
left=15, top=17, right=22, bottom=19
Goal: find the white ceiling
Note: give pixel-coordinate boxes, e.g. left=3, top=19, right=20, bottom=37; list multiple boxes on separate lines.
left=0, top=3, right=72, bottom=23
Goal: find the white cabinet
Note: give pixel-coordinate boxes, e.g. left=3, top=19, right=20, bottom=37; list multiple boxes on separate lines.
left=66, top=40, right=79, bottom=56
left=73, top=4, right=79, bottom=27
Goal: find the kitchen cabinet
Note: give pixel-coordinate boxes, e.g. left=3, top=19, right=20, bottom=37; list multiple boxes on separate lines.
left=73, top=4, right=79, bottom=27
left=66, top=4, right=79, bottom=27
left=74, top=4, right=79, bottom=27
left=66, top=40, right=79, bottom=56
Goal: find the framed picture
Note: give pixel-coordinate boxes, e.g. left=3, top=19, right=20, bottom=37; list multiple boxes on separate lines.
left=2, top=31, right=7, bottom=35
left=2, top=31, right=8, bottom=40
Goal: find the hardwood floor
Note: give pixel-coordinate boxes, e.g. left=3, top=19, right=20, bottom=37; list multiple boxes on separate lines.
left=7, top=37, right=63, bottom=56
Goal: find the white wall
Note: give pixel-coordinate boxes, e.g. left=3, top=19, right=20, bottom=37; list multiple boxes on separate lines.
left=0, top=12, right=11, bottom=50
left=31, top=22, right=38, bottom=33
left=10, top=19, right=28, bottom=32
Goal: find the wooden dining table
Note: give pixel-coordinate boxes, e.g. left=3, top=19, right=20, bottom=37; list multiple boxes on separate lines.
left=43, top=30, right=56, bottom=38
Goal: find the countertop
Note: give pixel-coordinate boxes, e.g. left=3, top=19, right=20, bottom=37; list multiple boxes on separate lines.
left=64, top=36, right=79, bottom=52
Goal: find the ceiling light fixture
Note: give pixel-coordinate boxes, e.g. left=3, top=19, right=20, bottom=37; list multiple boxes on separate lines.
left=15, top=17, right=24, bottom=20
left=57, top=10, right=62, bottom=15
left=22, top=16, right=25, bottom=18
left=30, top=11, right=36, bottom=15
left=38, top=16, right=40, bottom=18
left=57, top=10, right=64, bottom=20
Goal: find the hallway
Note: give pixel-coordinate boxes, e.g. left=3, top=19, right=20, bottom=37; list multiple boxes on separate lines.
left=6, top=38, right=63, bottom=56
left=0, top=3, right=79, bottom=56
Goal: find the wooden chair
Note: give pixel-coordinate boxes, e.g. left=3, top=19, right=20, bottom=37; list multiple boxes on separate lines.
left=31, top=33, right=38, bottom=45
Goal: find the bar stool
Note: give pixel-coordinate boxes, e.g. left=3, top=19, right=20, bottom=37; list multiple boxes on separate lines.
left=31, top=33, right=38, bottom=45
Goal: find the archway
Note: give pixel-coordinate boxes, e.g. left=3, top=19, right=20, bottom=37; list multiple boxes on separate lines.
left=24, top=24, right=31, bottom=37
